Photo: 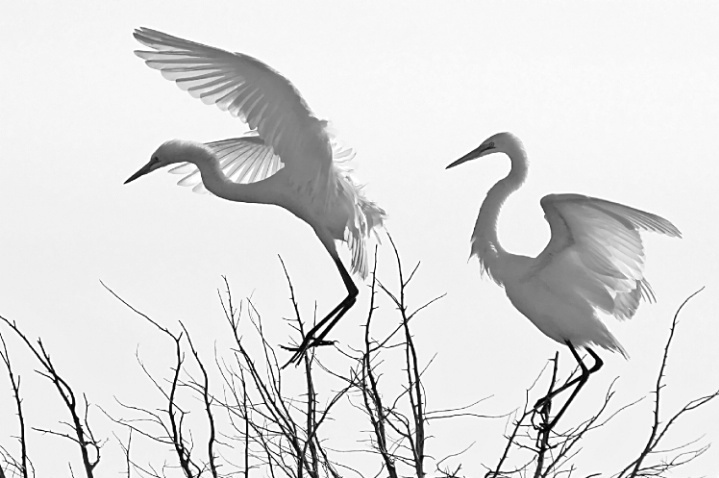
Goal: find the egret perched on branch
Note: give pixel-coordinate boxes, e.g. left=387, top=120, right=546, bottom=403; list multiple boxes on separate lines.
left=125, top=28, right=385, bottom=365
left=446, top=132, right=680, bottom=425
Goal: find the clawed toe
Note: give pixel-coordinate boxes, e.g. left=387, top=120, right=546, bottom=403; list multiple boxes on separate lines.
left=534, top=396, right=551, bottom=412
left=281, top=338, right=336, bottom=368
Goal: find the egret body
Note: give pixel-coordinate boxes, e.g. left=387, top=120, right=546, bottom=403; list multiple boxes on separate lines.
left=447, top=132, right=680, bottom=423
left=126, top=28, right=385, bottom=365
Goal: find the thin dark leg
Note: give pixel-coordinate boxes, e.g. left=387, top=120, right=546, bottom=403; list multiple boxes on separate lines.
left=282, top=257, right=358, bottom=367
left=535, top=343, right=602, bottom=409
left=537, top=342, right=603, bottom=429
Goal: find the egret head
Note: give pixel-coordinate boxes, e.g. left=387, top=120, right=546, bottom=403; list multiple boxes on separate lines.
left=446, top=132, right=523, bottom=169
left=125, top=140, right=206, bottom=184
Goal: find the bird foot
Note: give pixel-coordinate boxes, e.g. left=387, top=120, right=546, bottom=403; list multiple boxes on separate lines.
left=280, top=339, right=336, bottom=368
left=534, top=395, right=551, bottom=412
left=280, top=339, right=335, bottom=353
left=530, top=396, right=554, bottom=433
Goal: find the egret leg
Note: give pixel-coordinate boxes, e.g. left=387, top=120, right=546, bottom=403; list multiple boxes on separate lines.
left=282, top=256, right=358, bottom=367
left=535, top=342, right=602, bottom=428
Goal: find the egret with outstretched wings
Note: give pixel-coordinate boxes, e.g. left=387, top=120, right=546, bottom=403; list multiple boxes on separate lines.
left=125, top=28, right=385, bottom=365
left=447, top=132, right=680, bottom=425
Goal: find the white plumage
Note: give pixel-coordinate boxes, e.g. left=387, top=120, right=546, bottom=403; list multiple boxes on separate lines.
left=447, top=132, right=680, bottom=423
left=126, top=28, right=385, bottom=364
left=449, top=132, right=680, bottom=354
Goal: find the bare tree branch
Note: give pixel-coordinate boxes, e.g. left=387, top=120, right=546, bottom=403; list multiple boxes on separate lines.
left=0, top=316, right=101, bottom=477
left=618, top=287, right=717, bottom=478
left=0, top=333, right=28, bottom=478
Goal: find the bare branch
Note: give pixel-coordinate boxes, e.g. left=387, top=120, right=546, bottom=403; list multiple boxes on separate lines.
left=182, top=323, right=219, bottom=477
left=101, top=283, right=201, bottom=477
left=0, top=333, right=28, bottom=478
left=0, top=316, right=101, bottom=477
left=619, top=287, right=717, bottom=478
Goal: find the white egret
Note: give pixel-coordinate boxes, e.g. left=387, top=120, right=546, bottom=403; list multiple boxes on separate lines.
left=446, top=132, right=680, bottom=425
left=125, top=28, right=385, bottom=365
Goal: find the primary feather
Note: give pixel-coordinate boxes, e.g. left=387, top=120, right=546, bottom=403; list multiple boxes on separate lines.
left=134, top=27, right=323, bottom=172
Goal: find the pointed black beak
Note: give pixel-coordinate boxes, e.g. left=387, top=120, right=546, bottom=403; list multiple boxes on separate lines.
left=124, top=159, right=156, bottom=184
left=446, top=143, right=495, bottom=169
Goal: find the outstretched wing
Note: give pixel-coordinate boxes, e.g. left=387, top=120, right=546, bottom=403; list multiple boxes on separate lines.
left=133, top=27, right=331, bottom=176
left=167, top=131, right=357, bottom=195
left=167, top=131, right=282, bottom=193
left=536, top=193, right=681, bottom=320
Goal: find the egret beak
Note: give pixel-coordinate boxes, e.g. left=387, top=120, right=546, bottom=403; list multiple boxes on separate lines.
left=446, top=143, right=495, bottom=169
left=124, top=159, right=156, bottom=184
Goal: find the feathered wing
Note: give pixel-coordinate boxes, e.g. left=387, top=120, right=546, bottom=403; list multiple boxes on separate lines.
left=536, top=194, right=680, bottom=320
left=167, top=131, right=356, bottom=194
left=167, top=131, right=283, bottom=193
left=133, top=27, right=331, bottom=175
left=135, top=28, right=384, bottom=274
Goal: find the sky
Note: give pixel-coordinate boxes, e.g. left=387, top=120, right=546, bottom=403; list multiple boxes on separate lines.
left=1, top=1, right=718, bottom=476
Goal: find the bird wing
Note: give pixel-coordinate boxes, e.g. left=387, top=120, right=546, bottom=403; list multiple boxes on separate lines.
left=167, top=131, right=281, bottom=193
left=133, top=27, right=331, bottom=175
left=535, top=193, right=681, bottom=319
left=166, top=131, right=356, bottom=194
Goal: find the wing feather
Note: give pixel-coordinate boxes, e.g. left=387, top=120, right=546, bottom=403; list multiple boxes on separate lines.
left=167, top=132, right=355, bottom=197
left=133, top=27, right=330, bottom=172
left=167, top=132, right=282, bottom=193
left=337, top=173, right=386, bottom=277
left=537, top=193, right=680, bottom=320
left=134, top=28, right=383, bottom=275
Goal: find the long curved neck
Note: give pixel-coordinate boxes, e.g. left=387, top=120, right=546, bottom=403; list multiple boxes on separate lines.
left=186, top=144, right=276, bottom=205
left=471, top=144, right=528, bottom=282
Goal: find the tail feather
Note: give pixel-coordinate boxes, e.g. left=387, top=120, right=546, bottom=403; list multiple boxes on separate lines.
left=327, top=132, right=385, bottom=277
left=337, top=175, right=385, bottom=278
left=347, top=194, right=386, bottom=277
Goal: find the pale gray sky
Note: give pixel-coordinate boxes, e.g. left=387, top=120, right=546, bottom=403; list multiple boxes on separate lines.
left=1, top=2, right=718, bottom=475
